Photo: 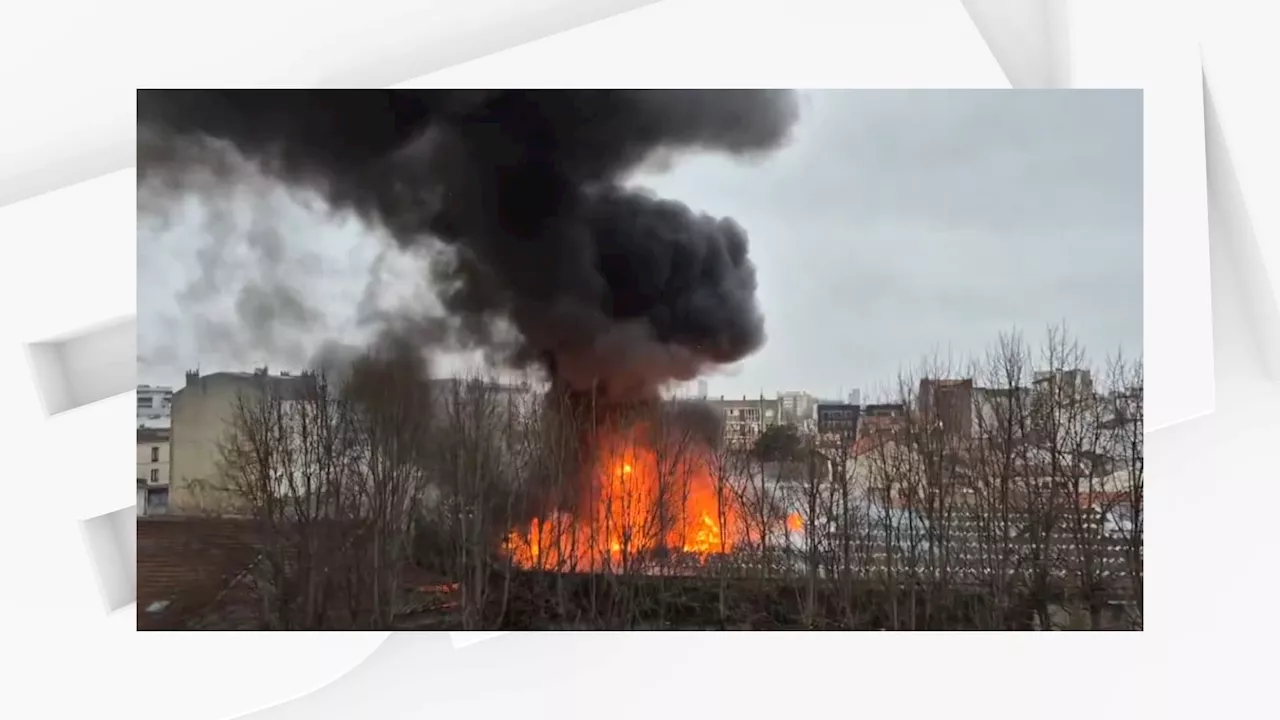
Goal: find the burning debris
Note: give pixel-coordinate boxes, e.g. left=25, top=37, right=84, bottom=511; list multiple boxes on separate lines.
left=503, top=409, right=808, bottom=575
left=504, top=420, right=741, bottom=572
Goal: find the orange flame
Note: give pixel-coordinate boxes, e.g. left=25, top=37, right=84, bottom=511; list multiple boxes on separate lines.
left=504, top=423, right=741, bottom=572
left=786, top=512, right=804, bottom=532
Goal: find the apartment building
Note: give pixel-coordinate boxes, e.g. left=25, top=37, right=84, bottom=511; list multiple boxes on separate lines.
left=169, top=368, right=314, bottom=515
left=816, top=402, right=860, bottom=439
left=918, top=378, right=975, bottom=438
left=860, top=403, right=906, bottom=437
left=137, top=384, right=173, bottom=428
left=776, top=390, right=817, bottom=430
left=707, top=395, right=780, bottom=445
left=137, top=427, right=171, bottom=515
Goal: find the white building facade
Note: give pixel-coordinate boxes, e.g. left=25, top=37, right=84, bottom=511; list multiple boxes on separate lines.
left=137, top=384, right=174, bottom=428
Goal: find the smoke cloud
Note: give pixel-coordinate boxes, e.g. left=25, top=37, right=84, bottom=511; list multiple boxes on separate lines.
left=138, top=90, right=799, bottom=398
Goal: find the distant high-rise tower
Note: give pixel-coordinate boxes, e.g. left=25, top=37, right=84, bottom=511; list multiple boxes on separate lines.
left=847, top=388, right=861, bottom=406
left=697, top=379, right=708, bottom=399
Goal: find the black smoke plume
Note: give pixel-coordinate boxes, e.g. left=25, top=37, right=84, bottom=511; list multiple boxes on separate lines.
left=138, top=90, right=798, bottom=399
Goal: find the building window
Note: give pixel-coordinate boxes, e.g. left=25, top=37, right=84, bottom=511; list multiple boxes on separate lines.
left=150, top=468, right=159, bottom=484
left=137, top=396, right=151, bottom=408
left=151, top=446, right=160, bottom=462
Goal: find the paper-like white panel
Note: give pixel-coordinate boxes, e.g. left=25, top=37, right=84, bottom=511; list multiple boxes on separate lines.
left=1068, top=0, right=1211, bottom=430
left=79, top=507, right=136, bottom=613
left=1205, top=78, right=1280, bottom=381
left=25, top=316, right=135, bottom=416
left=959, top=0, right=1071, bottom=87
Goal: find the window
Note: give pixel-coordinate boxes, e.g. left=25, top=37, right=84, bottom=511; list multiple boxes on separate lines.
left=137, top=396, right=151, bottom=408
left=150, top=446, right=160, bottom=462
left=150, top=468, right=159, bottom=484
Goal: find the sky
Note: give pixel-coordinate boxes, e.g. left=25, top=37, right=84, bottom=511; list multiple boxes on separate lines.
left=138, top=90, right=1142, bottom=401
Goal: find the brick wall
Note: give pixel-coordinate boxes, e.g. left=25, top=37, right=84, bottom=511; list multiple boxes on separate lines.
left=137, top=515, right=404, bottom=629
left=137, top=516, right=265, bottom=629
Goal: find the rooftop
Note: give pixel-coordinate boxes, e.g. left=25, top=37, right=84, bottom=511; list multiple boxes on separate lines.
left=138, top=427, right=170, bottom=443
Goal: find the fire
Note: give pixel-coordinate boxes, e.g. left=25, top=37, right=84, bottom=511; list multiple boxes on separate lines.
left=504, top=422, right=741, bottom=572
left=786, top=512, right=804, bottom=532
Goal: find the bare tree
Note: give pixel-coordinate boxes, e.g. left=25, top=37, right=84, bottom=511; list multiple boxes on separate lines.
left=1103, top=355, right=1143, bottom=626
left=217, top=371, right=365, bottom=628
left=427, top=375, right=528, bottom=629
left=341, top=343, right=435, bottom=627
left=201, top=323, right=1139, bottom=632
left=967, top=331, right=1034, bottom=629
left=732, top=425, right=785, bottom=582
left=905, top=353, right=970, bottom=627
left=793, top=431, right=825, bottom=625
left=211, top=345, right=441, bottom=630
left=1005, top=325, right=1080, bottom=629
left=862, top=414, right=915, bottom=629
left=1053, top=367, right=1122, bottom=629
left=701, top=412, right=746, bottom=624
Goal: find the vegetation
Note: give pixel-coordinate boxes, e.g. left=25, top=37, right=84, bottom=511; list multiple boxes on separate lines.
left=164, top=324, right=1141, bottom=631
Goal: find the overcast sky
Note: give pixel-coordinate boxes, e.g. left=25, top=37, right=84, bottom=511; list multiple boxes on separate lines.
left=139, top=90, right=1142, bottom=400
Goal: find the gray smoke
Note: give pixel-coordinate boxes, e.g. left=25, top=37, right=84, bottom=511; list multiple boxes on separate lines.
left=138, top=168, right=344, bottom=373
left=138, top=90, right=799, bottom=398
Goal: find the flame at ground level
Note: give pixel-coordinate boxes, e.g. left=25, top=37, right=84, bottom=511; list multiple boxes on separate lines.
left=786, top=512, right=804, bottom=532
left=505, top=424, right=741, bottom=572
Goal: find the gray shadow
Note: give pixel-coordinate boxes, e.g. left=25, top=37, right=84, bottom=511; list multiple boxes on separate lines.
left=80, top=506, right=137, bottom=612
left=1204, top=72, right=1280, bottom=381
left=24, top=315, right=136, bottom=416
left=959, top=0, right=1071, bottom=89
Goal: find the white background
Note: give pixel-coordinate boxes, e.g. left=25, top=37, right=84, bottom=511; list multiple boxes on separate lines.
left=0, top=0, right=1275, bottom=718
